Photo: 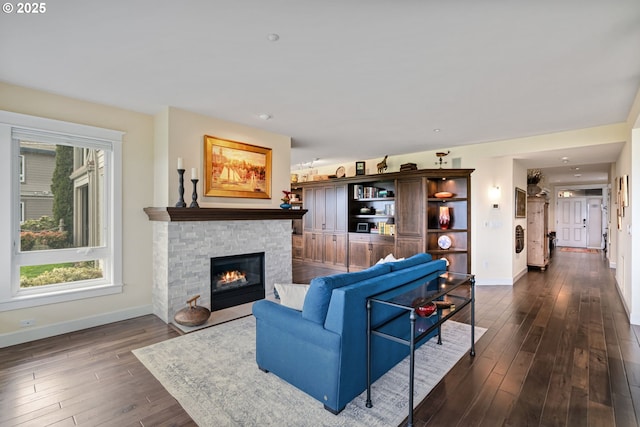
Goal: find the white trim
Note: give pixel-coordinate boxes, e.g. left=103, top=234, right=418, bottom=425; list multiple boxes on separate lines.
left=0, top=304, right=153, bottom=348
left=0, top=110, right=124, bottom=141
left=0, top=282, right=123, bottom=311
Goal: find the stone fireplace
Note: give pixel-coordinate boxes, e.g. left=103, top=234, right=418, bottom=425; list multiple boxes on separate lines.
left=144, top=207, right=306, bottom=325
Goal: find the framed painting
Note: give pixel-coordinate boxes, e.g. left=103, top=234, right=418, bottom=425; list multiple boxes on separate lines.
left=204, top=135, right=272, bottom=199
left=515, top=187, right=527, bottom=218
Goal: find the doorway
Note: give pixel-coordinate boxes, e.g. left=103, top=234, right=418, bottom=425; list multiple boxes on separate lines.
left=555, top=189, right=604, bottom=249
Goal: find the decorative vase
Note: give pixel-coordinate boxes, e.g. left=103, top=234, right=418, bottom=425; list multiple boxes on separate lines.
left=438, top=206, right=450, bottom=229
left=527, top=183, right=541, bottom=196
left=280, top=203, right=292, bottom=209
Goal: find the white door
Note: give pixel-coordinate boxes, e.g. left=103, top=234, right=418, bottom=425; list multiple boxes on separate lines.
left=586, top=197, right=603, bottom=248
left=557, top=197, right=587, bottom=247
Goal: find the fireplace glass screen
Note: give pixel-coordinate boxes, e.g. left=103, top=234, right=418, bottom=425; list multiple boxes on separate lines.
left=210, top=252, right=265, bottom=311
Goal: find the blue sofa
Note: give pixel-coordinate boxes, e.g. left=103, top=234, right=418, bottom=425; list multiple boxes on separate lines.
left=252, top=253, right=446, bottom=414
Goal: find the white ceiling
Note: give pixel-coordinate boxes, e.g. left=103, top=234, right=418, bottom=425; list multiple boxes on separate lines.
left=1, top=1, right=639, bottom=184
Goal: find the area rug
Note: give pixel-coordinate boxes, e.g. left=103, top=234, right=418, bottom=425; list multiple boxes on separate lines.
left=558, top=247, right=600, bottom=253
left=133, top=315, right=485, bottom=427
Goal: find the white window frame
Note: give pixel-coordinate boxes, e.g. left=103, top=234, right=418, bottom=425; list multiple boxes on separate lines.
left=0, top=111, right=123, bottom=311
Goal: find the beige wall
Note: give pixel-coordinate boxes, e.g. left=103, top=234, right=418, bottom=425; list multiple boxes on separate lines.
left=0, top=82, right=155, bottom=337
left=155, top=107, right=291, bottom=208
left=0, top=83, right=293, bottom=343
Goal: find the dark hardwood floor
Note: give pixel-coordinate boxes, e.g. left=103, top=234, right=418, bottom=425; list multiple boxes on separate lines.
left=1, top=250, right=638, bottom=426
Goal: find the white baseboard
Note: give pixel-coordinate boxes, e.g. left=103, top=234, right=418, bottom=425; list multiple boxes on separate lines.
left=0, top=304, right=153, bottom=348
left=475, top=278, right=514, bottom=286
left=474, top=266, right=527, bottom=286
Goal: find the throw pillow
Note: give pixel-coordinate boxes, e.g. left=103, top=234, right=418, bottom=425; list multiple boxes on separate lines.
left=376, top=253, right=405, bottom=264
left=274, top=283, right=310, bottom=311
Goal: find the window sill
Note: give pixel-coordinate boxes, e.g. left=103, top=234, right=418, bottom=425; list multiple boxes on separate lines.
left=0, top=283, right=123, bottom=312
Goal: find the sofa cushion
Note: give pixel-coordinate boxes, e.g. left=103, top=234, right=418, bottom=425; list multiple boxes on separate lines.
left=388, top=253, right=433, bottom=271
left=302, top=263, right=392, bottom=325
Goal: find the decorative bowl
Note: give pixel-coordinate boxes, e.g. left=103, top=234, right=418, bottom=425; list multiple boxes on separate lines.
left=434, top=192, right=453, bottom=199
left=412, top=297, right=437, bottom=317
left=360, top=207, right=374, bottom=214
left=416, top=302, right=437, bottom=317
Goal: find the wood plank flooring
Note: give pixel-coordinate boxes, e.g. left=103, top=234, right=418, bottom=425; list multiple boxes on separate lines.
left=0, top=250, right=638, bottom=426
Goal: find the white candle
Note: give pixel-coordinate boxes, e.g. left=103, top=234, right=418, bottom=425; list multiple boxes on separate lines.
left=177, top=157, right=184, bottom=170
left=191, top=167, right=198, bottom=180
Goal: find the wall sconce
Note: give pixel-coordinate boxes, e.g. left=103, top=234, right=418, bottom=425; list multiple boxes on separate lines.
left=489, top=186, right=501, bottom=209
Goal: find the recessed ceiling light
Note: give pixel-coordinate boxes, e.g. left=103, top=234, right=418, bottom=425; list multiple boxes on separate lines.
left=433, top=128, right=441, bottom=133
left=267, top=33, right=280, bottom=42
left=258, top=113, right=272, bottom=120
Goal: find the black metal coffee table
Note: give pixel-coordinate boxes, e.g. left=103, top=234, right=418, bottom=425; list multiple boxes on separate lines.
left=365, top=271, right=475, bottom=427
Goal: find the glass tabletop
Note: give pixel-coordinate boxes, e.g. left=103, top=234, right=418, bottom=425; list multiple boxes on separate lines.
left=369, top=271, right=474, bottom=309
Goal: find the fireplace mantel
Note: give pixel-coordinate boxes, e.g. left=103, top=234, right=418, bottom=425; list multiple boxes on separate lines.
left=144, top=207, right=307, bottom=222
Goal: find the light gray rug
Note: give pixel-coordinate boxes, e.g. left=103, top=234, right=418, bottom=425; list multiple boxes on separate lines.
left=133, top=315, right=485, bottom=427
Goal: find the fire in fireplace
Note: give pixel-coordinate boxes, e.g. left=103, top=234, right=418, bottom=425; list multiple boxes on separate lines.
left=210, top=252, right=265, bottom=311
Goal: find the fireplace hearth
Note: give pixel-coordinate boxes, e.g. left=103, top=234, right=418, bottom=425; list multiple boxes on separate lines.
left=211, top=252, right=265, bottom=311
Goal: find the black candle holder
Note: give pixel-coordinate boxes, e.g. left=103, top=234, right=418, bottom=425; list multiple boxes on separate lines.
left=175, top=169, right=186, bottom=207
left=190, top=179, right=200, bottom=208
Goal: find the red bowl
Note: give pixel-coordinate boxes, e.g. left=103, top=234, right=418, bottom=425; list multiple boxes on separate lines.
left=415, top=302, right=436, bottom=317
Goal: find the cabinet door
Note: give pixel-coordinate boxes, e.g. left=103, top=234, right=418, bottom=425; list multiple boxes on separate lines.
left=303, top=232, right=323, bottom=263
left=335, top=185, right=348, bottom=232
left=395, top=237, right=424, bottom=259
left=313, top=188, right=327, bottom=231
left=370, top=240, right=395, bottom=264
left=348, top=237, right=371, bottom=270
left=324, top=233, right=347, bottom=267
left=292, top=235, right=303, bottom=259
left=303, top=188, right=315, bottom=231
left=396, top=178, right=425, bottom=237
left=321, top=184, right=348, bottom=233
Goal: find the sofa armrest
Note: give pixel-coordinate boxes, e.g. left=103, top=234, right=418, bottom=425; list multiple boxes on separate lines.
left=252, top=300, right=340, bottom=348
left=252, top=299, right=343, bottom=411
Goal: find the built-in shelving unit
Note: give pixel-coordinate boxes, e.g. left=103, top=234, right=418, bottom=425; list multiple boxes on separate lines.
left=292, top=168, right=473, bottom=273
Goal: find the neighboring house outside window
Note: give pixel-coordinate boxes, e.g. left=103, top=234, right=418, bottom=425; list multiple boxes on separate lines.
left=19, top=143, right=55, bottom=222
left=0, top=111, right=123, bottom=311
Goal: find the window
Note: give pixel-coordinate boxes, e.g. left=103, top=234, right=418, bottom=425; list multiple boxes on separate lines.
left=0, top=111, right=123, bottom=311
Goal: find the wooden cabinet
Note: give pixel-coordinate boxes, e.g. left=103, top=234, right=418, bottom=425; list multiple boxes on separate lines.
left=527, top=197, right=549, bottom=270
left=348, top=233, right=395, bottom=271
left=295, top=168, right=473, bottom=274
left=302, top=183, right=348, bottom=269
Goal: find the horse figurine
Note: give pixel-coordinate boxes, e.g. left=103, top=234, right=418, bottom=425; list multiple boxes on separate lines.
left=377, top=155, right=388, bottom=173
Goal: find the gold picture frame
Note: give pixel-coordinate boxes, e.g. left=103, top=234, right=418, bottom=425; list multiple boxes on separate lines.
left=204, top=135, right=272, bottom=199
